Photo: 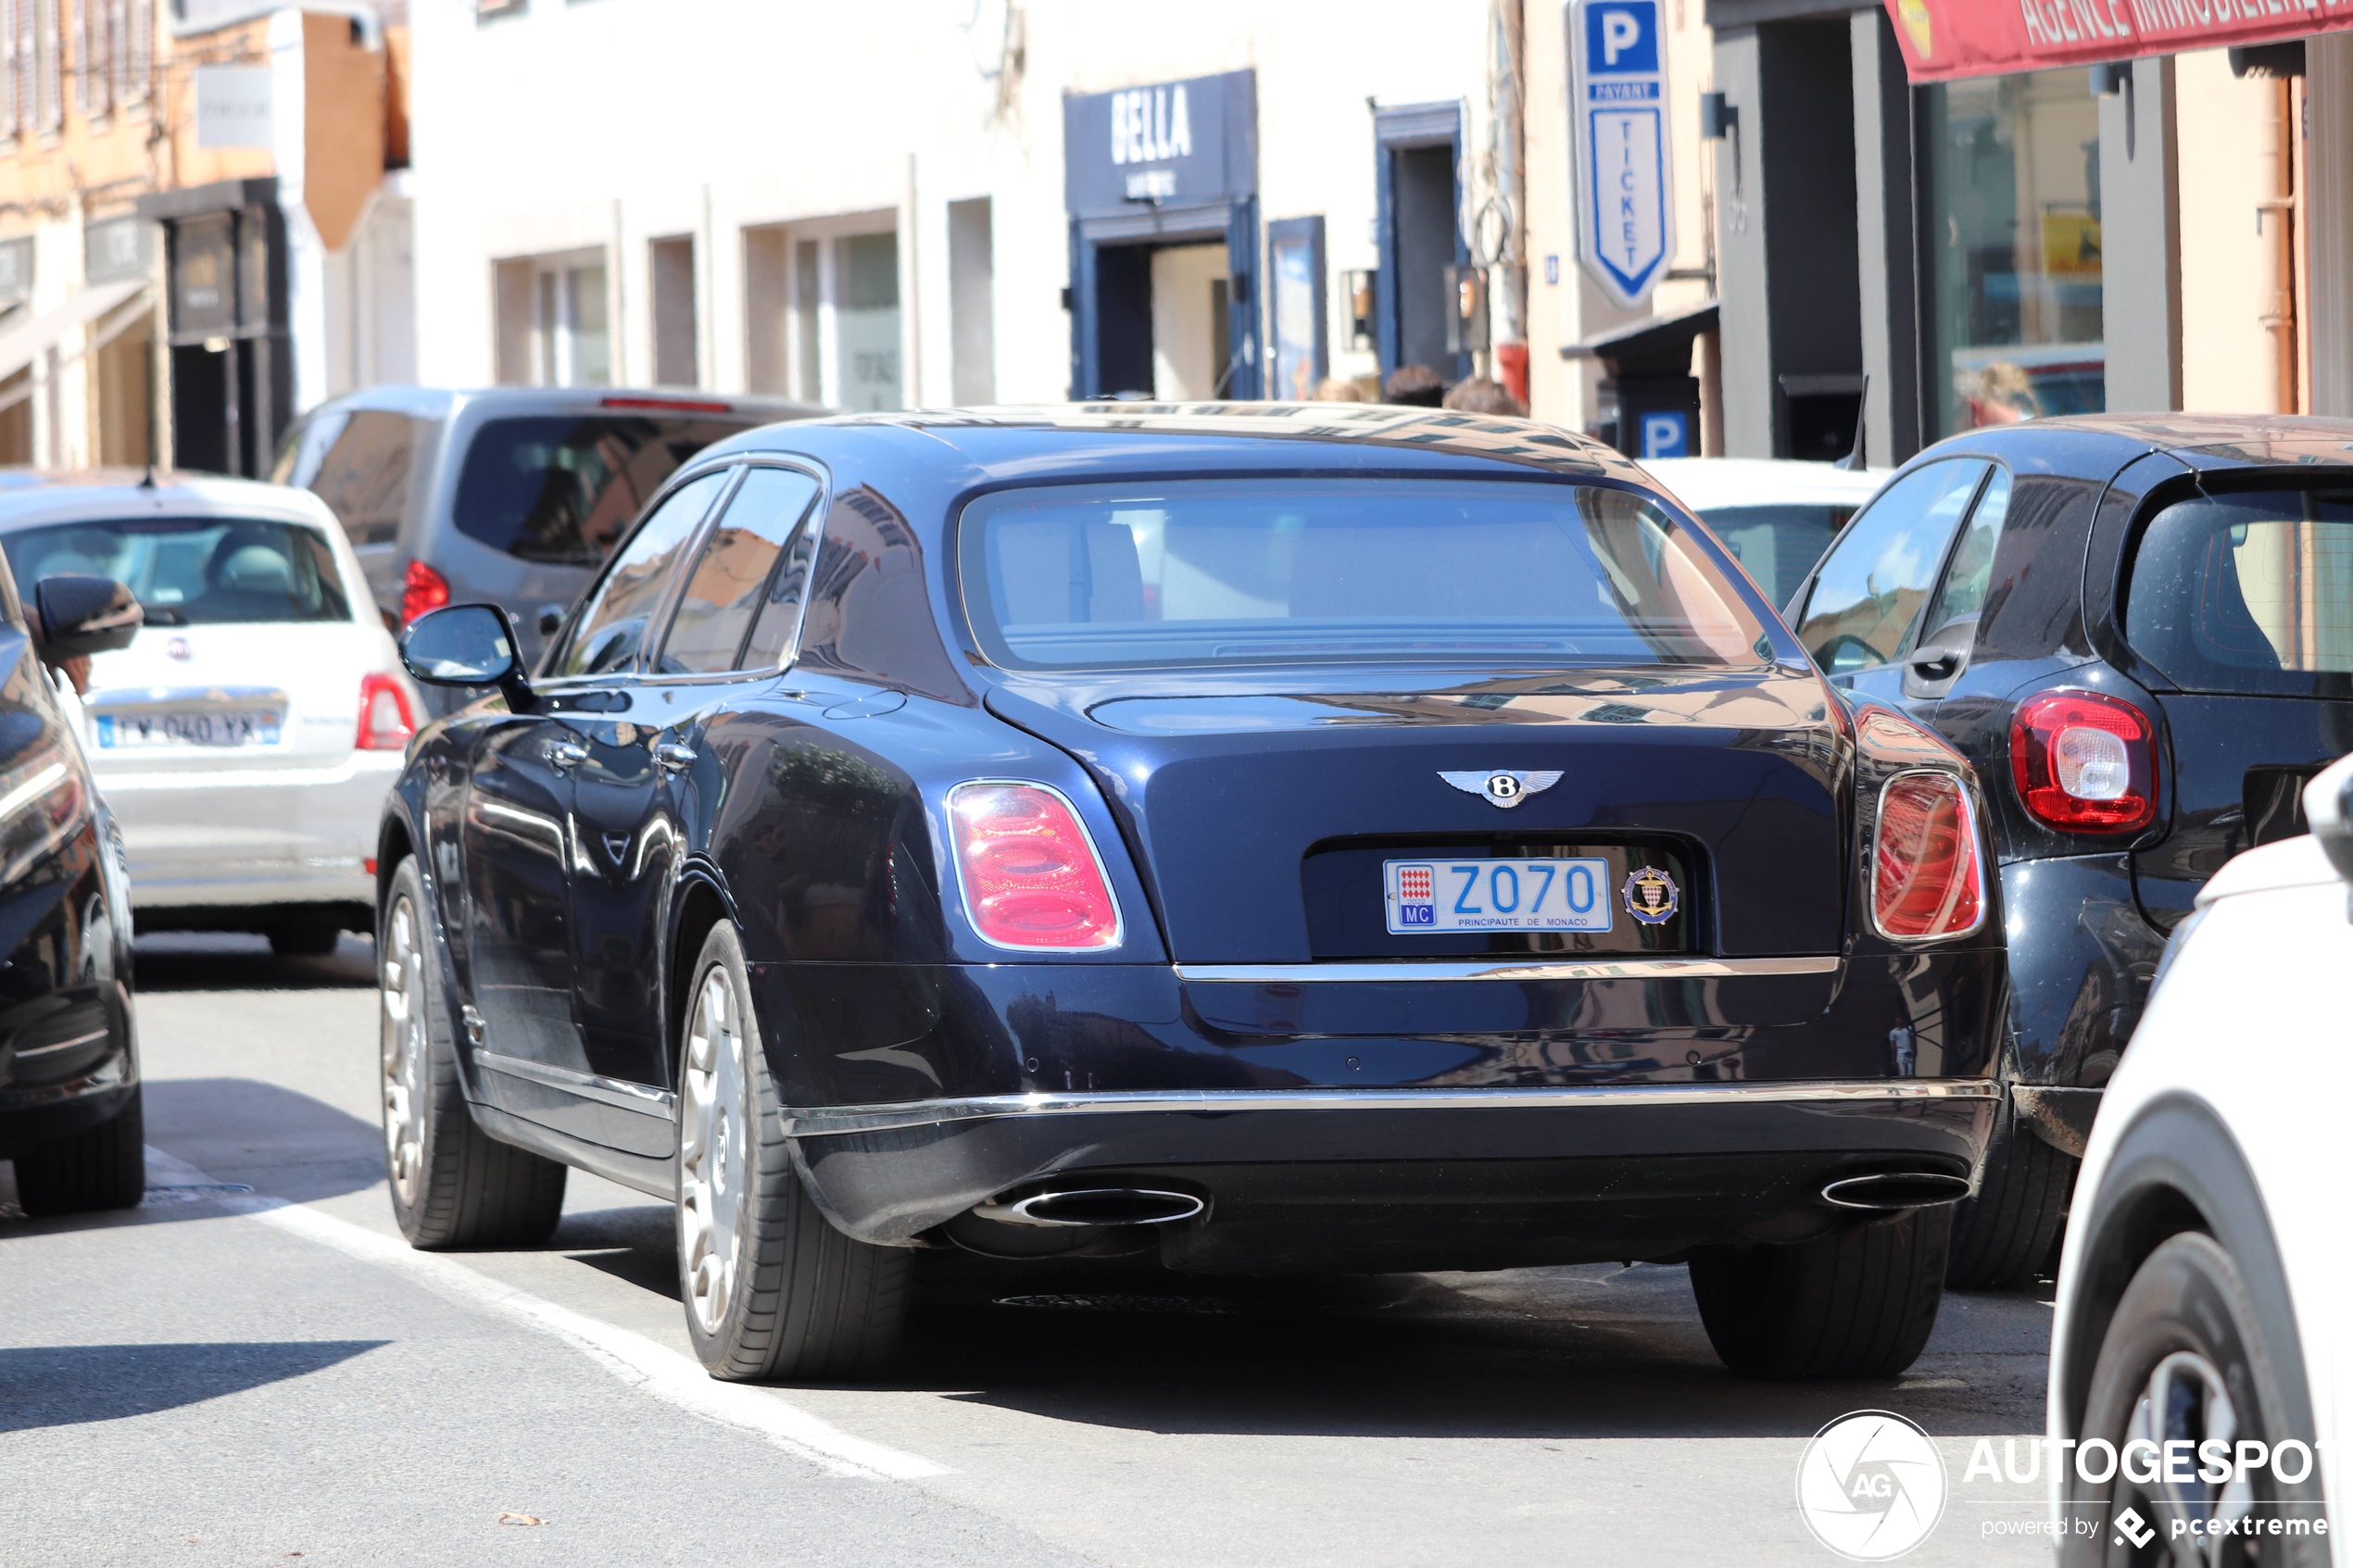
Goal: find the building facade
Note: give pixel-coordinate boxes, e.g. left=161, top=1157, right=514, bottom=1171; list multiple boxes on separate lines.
left=0, top=0, right=410, bottom=477
left=407, top=2, right=1523, bottom=415
left=1689, top=0, right=2353, bottom=466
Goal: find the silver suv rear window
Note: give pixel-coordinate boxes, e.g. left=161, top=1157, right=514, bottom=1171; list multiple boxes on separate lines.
left=453, top=415, right=751, bottom=566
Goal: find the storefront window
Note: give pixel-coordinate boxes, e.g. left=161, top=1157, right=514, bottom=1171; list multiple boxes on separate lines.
left=1924, top=70, right=2102, bottom=435
left=786, top=231, right=903, bottom=411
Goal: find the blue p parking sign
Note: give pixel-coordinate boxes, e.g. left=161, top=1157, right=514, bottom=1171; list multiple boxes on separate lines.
left=1641, top=411, right=1689, bottom=458
left=1570, top=0, right=1673, bottom=308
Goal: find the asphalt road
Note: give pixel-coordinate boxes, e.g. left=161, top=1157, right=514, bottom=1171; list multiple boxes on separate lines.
left=2, top=935, right=2061, bottom=1567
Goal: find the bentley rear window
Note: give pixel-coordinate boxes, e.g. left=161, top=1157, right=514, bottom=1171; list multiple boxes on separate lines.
left=958, top=479, right=1770, bottom=671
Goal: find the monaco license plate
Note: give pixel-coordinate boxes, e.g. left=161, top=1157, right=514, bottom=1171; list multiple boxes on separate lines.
left=1384, top=857, right=1614, bottom=935
left=95, top=709, right=283, bottom=748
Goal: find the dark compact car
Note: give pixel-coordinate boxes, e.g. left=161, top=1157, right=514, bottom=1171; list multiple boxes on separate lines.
left=376, top=405, right=2007, bottom=1383
left=273, top=385, right=818, bottom=667
left=0, top=571, right=143, bottom=1215
left=1784, top=413, right=2353, bottom=1288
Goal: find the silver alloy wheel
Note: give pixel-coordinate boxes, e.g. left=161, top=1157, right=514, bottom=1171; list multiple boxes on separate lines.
left=380, top=893, right=426, bottom=1206
left=2118, top=1349, right=2254, bottom=1563
left=680, top=964, right=747, bottom=1336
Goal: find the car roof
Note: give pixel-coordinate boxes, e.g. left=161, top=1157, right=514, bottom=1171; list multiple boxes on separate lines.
left=0, top=470, right=343, bottom=532
left=1916, top=413, right=2353, bottom=476
left=1637, top=457, right=1890, bottom=509
left=308, top=384, right=824, bottom=422
left=697, top=402, right=1652, bottom=486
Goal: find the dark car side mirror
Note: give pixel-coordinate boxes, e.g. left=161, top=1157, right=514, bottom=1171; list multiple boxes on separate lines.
left=33, top=574, right=143, bottom=658
left=400, top=604, right=537, bottom=713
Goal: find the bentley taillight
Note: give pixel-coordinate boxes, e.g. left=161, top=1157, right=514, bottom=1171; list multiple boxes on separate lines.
left=949, top=782, right=1121, bottom=951
left=357, top=673, right=417, bottom=751
left=1872, top=771, right=1985, bottom=940
left=2009, top=689, right=2158, bottom=833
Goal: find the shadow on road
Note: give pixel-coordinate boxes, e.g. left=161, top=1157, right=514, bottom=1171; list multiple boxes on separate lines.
left=132, top=932, right=376, bottom=993
left=0, top=1341, right=388, bottom=1434
left=0, top=1078, right=387, bottom=1232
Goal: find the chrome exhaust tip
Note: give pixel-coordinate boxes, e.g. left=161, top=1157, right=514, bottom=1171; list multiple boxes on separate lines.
left=1820, top=1172, right=1974, bottom=1211
left=989, top=1188, right=1207, bottom=1228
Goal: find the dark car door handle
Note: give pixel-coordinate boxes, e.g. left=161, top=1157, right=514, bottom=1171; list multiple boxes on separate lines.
left=1907, top=646, right=1962, bottom=678
left=543, top=738, right=590, bottom=771
left=653, top=741, right=697, bottom=771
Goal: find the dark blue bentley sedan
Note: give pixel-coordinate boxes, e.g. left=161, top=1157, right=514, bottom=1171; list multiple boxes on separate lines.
left=376, top=405, right=2006, bottom=1383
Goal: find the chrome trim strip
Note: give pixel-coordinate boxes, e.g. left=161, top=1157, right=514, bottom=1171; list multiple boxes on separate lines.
left=472, top=1049, right=676, bottom=1118
left=1174, top=956, right=1843, bottom=984
left=12, top=1027, right=109, bottom=1060
left=781, top=1078, right=1999, bottom=1138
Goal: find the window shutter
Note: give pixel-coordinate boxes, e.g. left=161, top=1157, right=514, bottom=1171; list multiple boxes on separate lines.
left=10, top=0, right=31, bottom=139
left=0, top=1, right=17, bottom=139
left=36, top=0, right=59, bottom=132
left=105, top=0, right=123, bottom=108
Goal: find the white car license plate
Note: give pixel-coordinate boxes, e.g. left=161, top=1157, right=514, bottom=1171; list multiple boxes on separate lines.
left=1384, top=857, right=1613, bottom=934
left=96, top=710, right=283, bottom=748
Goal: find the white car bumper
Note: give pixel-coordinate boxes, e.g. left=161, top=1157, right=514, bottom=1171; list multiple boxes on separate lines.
left=95, top=750, right=403, bottom=910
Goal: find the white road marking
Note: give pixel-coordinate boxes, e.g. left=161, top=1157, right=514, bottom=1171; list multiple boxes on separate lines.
left=145, top=1147, right=950, bottom=1482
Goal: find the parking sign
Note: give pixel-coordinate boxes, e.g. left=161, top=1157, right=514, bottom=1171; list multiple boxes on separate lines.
left=1569, top=0, right=1674, bottom=308
left=1640, top=411, right=1689, bottom=458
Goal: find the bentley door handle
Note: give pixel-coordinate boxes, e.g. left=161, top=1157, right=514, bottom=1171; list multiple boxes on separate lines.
left=543, top=738, right=591, bottom=771
left=653, top=741, right=698, bottom=772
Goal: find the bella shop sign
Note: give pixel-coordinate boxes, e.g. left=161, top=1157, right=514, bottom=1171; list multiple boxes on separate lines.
left=1063, top=70, right=1257, bottom=213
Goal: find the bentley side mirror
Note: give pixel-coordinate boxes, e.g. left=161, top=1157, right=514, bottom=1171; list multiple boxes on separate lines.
left=33, top=574, right=143, bottom=658
left=2305, top=752, right=2353, bottom=886
left=400, top=603, right=537, bottom=713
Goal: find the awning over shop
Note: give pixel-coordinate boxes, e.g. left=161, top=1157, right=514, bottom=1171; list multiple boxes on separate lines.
left=1882, top=0, right=2353, bottom=82
left=0, top=278, right=149, bottom=386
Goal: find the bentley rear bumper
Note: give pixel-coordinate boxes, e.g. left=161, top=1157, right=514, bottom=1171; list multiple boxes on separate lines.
left=788, top=1079, right=2000, bottom=1268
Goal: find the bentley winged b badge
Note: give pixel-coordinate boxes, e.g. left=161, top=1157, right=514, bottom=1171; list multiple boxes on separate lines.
left=1440, top=770, right=1564, bottom=810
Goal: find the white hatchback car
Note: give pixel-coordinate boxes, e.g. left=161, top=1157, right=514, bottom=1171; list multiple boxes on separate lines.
left=1639, top=457, right=1888, bottom=614
left=0, top=471, right=419, bottom=954
left=2047, top=751, right=2351, bottom=1562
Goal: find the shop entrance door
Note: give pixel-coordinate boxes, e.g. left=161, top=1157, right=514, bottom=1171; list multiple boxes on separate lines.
left=1150, top=244, right=1231, bottom=398
left=1067, top=200, right=1260, bottom=401
left=1374, top=102, right=1470, bottom=383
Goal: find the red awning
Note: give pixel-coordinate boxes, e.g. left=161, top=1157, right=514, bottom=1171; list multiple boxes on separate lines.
left=1884, top=0, right=2353, bottom=82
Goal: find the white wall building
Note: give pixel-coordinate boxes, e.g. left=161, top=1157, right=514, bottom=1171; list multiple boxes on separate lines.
left=407, top=0, right=1520, bottom=412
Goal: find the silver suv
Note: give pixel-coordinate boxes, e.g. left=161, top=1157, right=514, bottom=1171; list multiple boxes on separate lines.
left=274, top=385, right=818, bottom=674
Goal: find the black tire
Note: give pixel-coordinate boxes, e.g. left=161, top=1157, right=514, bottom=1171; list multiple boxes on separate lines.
left=269, top=924, right=342, bottom=958
left=379, top=859, right=566, bottom=1248
left=2060, top=1232, right=2326, bottom=1567
left=676, top=921, right=908, bottom=1381
left=15, top=1085, right=145, bottom=1216
left=1948, top=1091, right=2078, bottom=1289
left=1689, top=1207, right=1951, bottom=1379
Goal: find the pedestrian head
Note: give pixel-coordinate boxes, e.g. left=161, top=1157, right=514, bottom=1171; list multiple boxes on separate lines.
left=1382, top=364, right=1447, bottom=407
left=1441, top=377, right=1526, bottom=417
left=1311, top=377, right=1373, bottom=403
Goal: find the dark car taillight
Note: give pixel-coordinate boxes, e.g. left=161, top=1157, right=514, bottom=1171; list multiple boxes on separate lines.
left=357, top=673, right=417, bottom=752
left=948, top=782, right=1121, bottom=951
left=1872, top=771, right=1985, bottom=940
left=2009, top=689, right=2158, bottom=833
left=401, top=559, right=450, bottom=624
